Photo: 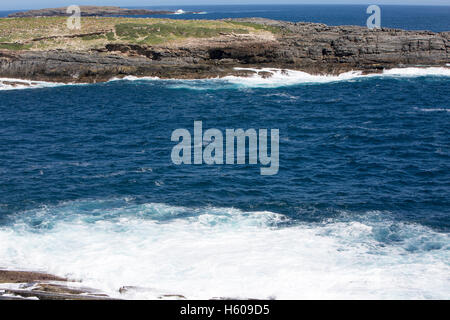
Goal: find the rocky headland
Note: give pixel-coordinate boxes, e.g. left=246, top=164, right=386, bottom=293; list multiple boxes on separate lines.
left=0, top=16, right=448, bottom=83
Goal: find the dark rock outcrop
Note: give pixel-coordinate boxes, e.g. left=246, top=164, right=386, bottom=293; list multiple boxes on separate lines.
left=0, top=18, right=448, bottom=83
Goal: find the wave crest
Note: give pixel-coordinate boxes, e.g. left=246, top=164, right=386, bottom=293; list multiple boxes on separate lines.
left=1, top=67, right=449, bottom=91
left=113, top=67, right=450, bottom=90
left=220, top=67, right=450, bottom=88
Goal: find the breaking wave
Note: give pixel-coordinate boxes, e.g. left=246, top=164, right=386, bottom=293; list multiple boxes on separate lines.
left=0, top=199, right=448, bottom=299
left=0, top=78, right=67, bottom=91
left=1, top=67, right=449, bottom=91
left=219, top=67, right=450, bottom=88
left=116, top=67, right=450, bottom=90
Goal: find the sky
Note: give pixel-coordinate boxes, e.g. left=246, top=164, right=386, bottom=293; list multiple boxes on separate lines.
left=0, top=1, right=449, bottom=11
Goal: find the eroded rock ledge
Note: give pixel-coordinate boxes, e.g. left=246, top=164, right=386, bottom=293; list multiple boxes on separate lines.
left=0, top=270, right=192, bottom=300
left=0, top=18, right=448, bottom=83
left=0, top=270, right=115, bottom=300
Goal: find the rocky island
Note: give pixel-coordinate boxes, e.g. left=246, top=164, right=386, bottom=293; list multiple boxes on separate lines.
left=0, top=15, right=448, bottom=84
left=7, top=6, right=175, bottom=18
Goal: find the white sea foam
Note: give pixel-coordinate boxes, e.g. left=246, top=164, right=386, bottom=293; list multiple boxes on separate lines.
left=1, top=67, right=449, bottom=91
left=110, top=66, right=450, bottom=90
left=0, top=200, right=448, bottom=299
left=109, top=75, right=160, bottom=82
left=219, top=67, right=450, bottom=88
left=382, top=67, right=450, bottom=77
left=0, top=78, right=67, bottom=91
left=414, top=107, right=450, bottom=113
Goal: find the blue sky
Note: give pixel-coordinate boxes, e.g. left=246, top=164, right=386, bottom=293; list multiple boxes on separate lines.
left=1, top=1, right=449, bottom=11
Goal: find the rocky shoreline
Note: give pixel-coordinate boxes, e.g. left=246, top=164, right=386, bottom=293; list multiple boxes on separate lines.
left=0, top=270, right=117, bottom=300
left=0, top=18, right=448, bottom=84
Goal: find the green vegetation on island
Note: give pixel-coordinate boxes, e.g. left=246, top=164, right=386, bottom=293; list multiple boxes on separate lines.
left=0, top=17, right=283, bottom=50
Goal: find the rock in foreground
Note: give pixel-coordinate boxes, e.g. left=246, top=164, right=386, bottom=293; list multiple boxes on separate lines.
left=0, top=270, right=115, bottom=300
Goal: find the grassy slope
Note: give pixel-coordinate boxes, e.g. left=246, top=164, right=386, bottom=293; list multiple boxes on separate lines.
left=0, top=17, right=282, bottom=51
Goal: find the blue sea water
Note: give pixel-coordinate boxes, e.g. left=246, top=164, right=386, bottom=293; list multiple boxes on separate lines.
left=0, top=5, right=449, bottom=299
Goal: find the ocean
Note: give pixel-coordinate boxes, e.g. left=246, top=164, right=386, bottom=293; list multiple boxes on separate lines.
left=0, top=5, right=449, bottom=299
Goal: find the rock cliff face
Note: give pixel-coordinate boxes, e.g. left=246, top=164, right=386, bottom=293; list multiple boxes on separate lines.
left=0, top=18, right=448, bottom=83
left=254, top=18, right=449, bottom=73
